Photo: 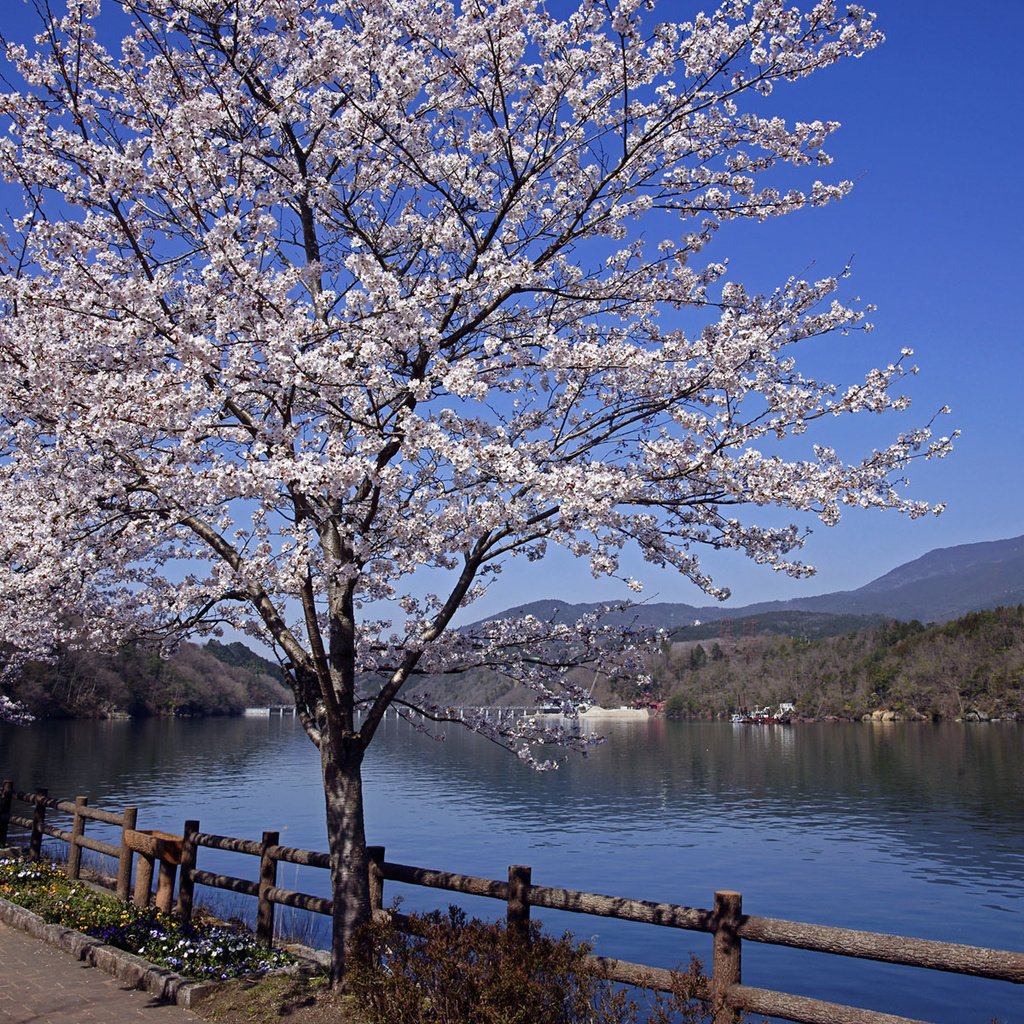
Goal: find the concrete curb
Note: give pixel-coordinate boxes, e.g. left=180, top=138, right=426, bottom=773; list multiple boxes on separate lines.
left=0, top=896, right=222, bottom=1009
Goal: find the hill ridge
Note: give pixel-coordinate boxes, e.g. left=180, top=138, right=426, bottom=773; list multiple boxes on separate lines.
left=471, top=534, right=1024, bottom=632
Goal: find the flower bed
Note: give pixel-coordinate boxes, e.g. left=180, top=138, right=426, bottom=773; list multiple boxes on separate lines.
left=0, top=858, right=296, bottom=981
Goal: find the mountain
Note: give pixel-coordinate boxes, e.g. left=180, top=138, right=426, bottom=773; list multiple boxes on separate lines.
left=13, top=536, right=1017, bottom=719
left=743, top=535, right=1024, bottom=623
left=471, top=535, right=1024, bottom=636
left=668, top=610, right=890, bottom=642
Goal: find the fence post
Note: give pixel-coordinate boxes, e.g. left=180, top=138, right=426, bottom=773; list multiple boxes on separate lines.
left=712, top=890, right=743, bottom=1024
left=116, top=806, right=137, bottom=902
left=257, top=830, right=279, bottom=945
left=176, top=819, right=199, bottom=925
left=134, top=851, right=155, bottom=908
left=0, top=780, right=12, bottom=846
left=154, top=845, right=179, bottom=914
left=67, top=796, right=88, bottom=880
left=28, top=788, right=48, bottom=861
left=367, top=845, right=385, bottom=914
left=507, top=864, right=532, bottom=939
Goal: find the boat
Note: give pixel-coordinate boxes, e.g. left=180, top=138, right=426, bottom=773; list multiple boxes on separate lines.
left=535, top=701, right=567, bottom=715
left=731, top=702, right=795, bottom=724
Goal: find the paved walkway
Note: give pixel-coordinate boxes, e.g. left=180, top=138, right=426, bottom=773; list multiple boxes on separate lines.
left=0, top=920, right=200, bottom=1023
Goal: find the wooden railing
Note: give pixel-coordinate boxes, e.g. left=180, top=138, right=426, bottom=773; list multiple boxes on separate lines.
left=2, top=781, right=1022, bottom=1024
left=0, top=780, right=137, bottom=901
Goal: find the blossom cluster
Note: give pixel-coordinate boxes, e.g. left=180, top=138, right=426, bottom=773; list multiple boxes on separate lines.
left=0, top=694, right=33, bottom=724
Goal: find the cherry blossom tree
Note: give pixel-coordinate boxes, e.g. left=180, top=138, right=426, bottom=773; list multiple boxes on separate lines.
left=0, top=0, right=953, bottom=979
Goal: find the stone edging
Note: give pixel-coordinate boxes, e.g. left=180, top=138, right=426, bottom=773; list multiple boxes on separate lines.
left=0, top=894, right=222, bottom=1009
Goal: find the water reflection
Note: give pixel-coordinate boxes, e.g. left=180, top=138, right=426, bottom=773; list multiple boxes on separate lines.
left=2, top=716, right=1021, bottom=1022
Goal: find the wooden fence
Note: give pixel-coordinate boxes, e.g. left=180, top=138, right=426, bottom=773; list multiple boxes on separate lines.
left=0, top=780, right=137, bottom=901
left=2, top=780, right=1022, bottom=1024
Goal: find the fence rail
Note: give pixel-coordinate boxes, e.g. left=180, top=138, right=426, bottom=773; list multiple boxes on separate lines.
left=2, top=779, right=1021, bottom=1024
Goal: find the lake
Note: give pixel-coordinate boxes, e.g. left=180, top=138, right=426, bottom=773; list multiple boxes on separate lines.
left=1, top=715, right=1021, bottom=1022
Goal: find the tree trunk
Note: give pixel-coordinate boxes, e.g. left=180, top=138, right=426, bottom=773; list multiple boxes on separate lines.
left=321, top=727, right=370, bottom=987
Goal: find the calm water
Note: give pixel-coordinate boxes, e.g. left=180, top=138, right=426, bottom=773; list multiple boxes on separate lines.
left=1, top=716, right=1021, bottom=1023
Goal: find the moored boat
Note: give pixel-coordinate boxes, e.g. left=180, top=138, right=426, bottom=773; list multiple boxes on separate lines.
left=731, top=702, right=795, bottom=724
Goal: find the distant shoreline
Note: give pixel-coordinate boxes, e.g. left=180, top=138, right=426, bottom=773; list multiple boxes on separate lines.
left=668, top=710, right=1023, bottom=724
left=11, top=706, right=1021, bottom=725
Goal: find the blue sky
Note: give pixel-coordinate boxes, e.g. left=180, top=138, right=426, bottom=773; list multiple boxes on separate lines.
left=2, top=1, right=1021, bottom=621
left=702, top=0, right=1024, bottom=607
left=477, top=0, right=1024, bottom=613
left=535, top=0, right=1024, bottom=612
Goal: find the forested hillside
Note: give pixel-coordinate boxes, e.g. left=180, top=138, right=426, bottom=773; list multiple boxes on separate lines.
left=648, top=606, right=1024, bottom=720
left=6, top=640, right=290, bottom=718
left=6, top=608, right=1023, bottom=722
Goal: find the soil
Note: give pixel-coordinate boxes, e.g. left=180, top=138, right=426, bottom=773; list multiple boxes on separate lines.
left=192, top=973, right=370, bottom=1024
